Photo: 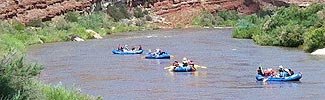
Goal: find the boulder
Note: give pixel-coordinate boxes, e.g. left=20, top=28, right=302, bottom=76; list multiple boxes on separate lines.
left=68, top=34, right=85, bottom=42
left=311, top=48, right=325, bottom=55
left=86, top=29, right=103, bottom=39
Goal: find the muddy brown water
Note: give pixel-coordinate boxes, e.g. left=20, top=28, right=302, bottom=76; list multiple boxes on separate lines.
left=27, top=29, right=325, bottom=99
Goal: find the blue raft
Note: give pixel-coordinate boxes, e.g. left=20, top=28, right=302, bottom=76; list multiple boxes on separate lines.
left=256, top=73, right=302, bottom=81
left=112, top=50, right=143, bottom=54
left=172, top=66, right=196, bottom=72
left=145, top=52, right=170, bottom=59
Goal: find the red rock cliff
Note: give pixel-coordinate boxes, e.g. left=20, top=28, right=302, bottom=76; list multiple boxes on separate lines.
left=0, top=0, right=94, bottom=24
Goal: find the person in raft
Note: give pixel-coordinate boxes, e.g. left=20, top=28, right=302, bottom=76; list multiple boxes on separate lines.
left=257, top=67, right=264, bottom=76
left=172, top=61, right=180, bottom=70
left=117, top=44, right=124, bottom=51
left=188, top=60, right=196, bottom=71
left=182, top=57, right=189, bottom=66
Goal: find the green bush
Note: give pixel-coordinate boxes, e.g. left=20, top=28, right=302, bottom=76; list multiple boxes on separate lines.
left=233, top=19, right=260, bottom=39
left=0, top=34, right=26, bottom=52
left=0, top=52, right=43, bottom=99
left=106, top=4, right=130, bottom=21
left=134, top=7, right=145, bottom=18
left=232, top=14, right=265, bottom=39
left=0, top=20, right=20, bottom=35
left=65, top=12, right=80, bottom=22
left=303, top=27, right=325, bottom=52
left=192, top=10, right=241, bottom=27
left=41, top=83, right=101, bottom=100
left=26, top=19, right=44, bottom=27
left=252, top=33, right=278, bottom=46
left=217, top=10, right=239, bottom=21
left=276, top=24, right=305, bottom=47
left=233, top=4, right=325, bottom=52
left=192, top=11, right=224, bottom=27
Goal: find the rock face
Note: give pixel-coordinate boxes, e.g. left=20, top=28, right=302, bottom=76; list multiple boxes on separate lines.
left=0, top=0, right=323, bottom=25
left=0, top=0, right=94, bottom=24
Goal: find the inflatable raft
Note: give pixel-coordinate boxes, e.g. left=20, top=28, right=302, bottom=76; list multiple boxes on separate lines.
left=172, top=66, right=196, bottom=72
left=145, top=52, right=170, bottom=59
left=256, top=72, right=302, bottom=81
left=112, top=50, right=143, bottom=54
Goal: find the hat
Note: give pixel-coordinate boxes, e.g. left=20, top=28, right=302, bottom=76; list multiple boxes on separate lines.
left=182, top=57, right=188, bottom=61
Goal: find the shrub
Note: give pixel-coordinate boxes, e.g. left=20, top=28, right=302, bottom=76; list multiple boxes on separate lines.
left=217, top=10, right=239, bottom=21
left=106, top=4, right=130, bottom=21
left=26, top=19, right=44, bottom=27
left=41, top=83, right=101, bottom=100
left=65, top=12, right=80, bottom=22
left=276, top=24, right=305, bottom=47
left=192, top=12, right=224, bottom=27
left=303, top=27, right=325, bottom=52
left=0, top=34, right=25, bottom=52
left=0, top=52, right=43, bottom=99
left=0, top=20, right=20, bottom=35
left=134, top=7, right=145, bottom=18
left=233, top=19, right=261, bottom=39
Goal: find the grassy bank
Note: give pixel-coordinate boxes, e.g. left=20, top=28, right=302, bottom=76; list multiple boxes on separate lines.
left=0, top=52, right=100, bottom=100
left=0, top=11, right=155, bottom=57
left=232, top=4, right=325, bottom=52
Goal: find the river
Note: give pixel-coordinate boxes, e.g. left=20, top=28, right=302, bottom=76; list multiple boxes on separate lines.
left=27, top=29, right=325, bottom=99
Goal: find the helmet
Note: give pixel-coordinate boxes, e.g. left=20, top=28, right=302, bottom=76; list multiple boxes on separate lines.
left=279, top=65, right=284, bottom=69
left=182, top=57, right=188, bottom=61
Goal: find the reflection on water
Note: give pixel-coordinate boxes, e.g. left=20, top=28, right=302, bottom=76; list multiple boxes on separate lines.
left=256, top=81, right=301, bottom=88
left=27, top=29, right=325, bottom=99
left=167, top=71, right=208, bottom=77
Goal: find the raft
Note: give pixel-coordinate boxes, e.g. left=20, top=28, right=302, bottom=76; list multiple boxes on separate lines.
left=172, top=65, right=196, bottom=72
left=256, top=72, right=302, bottom=81
left=112, top=50, right=143, bottom=54
left=145, top=52, right=170, bottom=59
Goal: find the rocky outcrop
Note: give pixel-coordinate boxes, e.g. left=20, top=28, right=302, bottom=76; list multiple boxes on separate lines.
left=0, top=0, right=94, bottom=24
left=152, top=0, right=263, bottom=16
left=311, top=48, right=325, bottom=55
left=86, top=29, right=103, bottom=39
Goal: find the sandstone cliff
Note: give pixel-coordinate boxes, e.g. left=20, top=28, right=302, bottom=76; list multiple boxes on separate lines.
left=0, top=0, right=93, bottom=24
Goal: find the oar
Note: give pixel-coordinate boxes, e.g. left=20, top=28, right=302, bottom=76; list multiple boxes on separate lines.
left=194, top=65, right=207, bottom=69
left=170, top=55, right=175, bottom=58
left=164, top=66, right=174, bottom=69
left=141, top=56, right=146, bottom=59
left=263, top=77, right=269, bottom=82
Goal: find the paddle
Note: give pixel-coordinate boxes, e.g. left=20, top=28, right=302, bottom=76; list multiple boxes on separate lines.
left=164, top=65, right=207, bottom=70
left=194, top=65, right=207, bottom=69
left=164, top=66, right=174, bottom=69
left=263, top=77, right=269, bottom=82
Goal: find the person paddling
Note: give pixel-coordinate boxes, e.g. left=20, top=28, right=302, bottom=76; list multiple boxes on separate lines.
left=182, top=57, right=189, bottom=67
left=172, top=61, right=180, bottom=70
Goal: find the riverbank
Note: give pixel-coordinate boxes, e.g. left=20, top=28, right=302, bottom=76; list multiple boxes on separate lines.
left=1, top=2, right=324, bottom=99
left=232, top=4, right=325, bottom=53
left=191, top=4, right=325, bottom=53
